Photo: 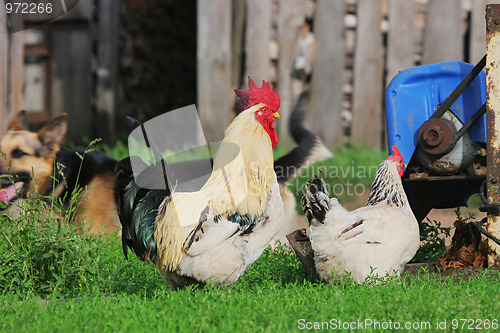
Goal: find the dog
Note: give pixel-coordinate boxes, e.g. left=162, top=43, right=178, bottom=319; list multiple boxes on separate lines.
left=0, top=111, right=120, bottom=234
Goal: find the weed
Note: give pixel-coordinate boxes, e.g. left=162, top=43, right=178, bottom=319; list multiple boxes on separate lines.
left=412, top=217, right=451, bottom=263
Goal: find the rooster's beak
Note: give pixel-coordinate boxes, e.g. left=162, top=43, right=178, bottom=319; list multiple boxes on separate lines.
left=273, top=112, right=280, bottom=118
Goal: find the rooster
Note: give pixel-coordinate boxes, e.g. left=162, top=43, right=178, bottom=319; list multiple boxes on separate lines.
left=115, top=78, right=284, bottom=289
left=301, top=146, right=419, bottom=283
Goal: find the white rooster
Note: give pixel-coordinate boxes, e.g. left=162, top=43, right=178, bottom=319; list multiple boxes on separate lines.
left=115, top=78, right=284, bottom=289
left=301, top=146, right=419, bottom=283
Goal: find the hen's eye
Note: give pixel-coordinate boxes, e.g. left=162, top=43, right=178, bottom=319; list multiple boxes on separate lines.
left=11, top=148, right=29, bottom=159
left=262, top=108, right=267, bottom=112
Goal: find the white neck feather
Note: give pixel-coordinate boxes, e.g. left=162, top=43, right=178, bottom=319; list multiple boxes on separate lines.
left=203, top=103, right=275, bottom=216
left=365, top=160, right=408, bottom=208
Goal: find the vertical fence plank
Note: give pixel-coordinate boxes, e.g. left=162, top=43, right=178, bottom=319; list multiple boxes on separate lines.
left=51, top=27, right=92, bottom=141
left=311, top=0, right=344, bottom=148
left=95, top=0, right=120, bottom=143
left=351, top=0, right=384, bottom=148
left=197, top=0, right=232, bottom=142
left=0, top=8, right=9, bottom=137
left=385, top=0, right=415, bottom=86
left=422, top=0, right=463, bottom=64
left=231, top=0, right=246, bottom=89
left=277, top=0, right=304, bottom=148
left=9, top=30, right=23, bottom=117
left=470, top=0, right=500, bottom=65
left=244, top=0, right=271, bottom=85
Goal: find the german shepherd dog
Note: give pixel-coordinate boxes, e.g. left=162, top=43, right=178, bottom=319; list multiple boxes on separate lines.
left=0, top=111, right=120, bottom=234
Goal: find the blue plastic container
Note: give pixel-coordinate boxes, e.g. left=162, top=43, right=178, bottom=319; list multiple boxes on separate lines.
left=385, top=61, right=487, bottom=164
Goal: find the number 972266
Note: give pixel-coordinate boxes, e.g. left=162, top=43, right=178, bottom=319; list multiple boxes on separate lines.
left=5, top=2, right=53, bottom=14
left=451, top=319, right=498, bottom=330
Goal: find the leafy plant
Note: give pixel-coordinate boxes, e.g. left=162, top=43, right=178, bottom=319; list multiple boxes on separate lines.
left=412, top=216, right=453, bottom=263
left=0, top=139, right=164, bottom=299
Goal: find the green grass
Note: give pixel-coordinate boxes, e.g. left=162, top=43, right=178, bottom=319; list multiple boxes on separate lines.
left=1, top=197, right=499, bottom=332
left=287, top=141, right=387, bottom=211
left=1, top=243, right=500, bottom=332
left=1, top=142, right=498, bottom=332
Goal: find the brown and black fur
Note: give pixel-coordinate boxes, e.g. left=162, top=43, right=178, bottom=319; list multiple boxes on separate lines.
left=0, top=111, right=120, bottom=234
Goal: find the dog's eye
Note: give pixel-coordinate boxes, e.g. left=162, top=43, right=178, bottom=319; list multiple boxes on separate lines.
left=11, top=148, right=29, bottom=159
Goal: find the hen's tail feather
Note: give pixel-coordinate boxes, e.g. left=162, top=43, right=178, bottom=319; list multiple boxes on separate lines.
left=114, top=156, right=169, bottom=262
left=301, top=174, right=331, bottom=225
left=274, top=91, right=333, bottom=183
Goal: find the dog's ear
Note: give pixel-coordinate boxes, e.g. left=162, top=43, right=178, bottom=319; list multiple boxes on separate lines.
left=9, top=110, right=29, bottom=131
left=38, top=113, right=68, bottom=149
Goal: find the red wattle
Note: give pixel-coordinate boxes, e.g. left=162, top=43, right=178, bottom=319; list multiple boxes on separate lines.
left=266, top=127, right=279, bottom=147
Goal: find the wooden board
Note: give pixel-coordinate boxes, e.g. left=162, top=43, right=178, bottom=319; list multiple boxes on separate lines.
left=0, top=8, right=9, bottom=137
left=95, top=0, right=120, bottom=143
left=385, top=0, right=415, bottom=86
left=351, top=0, right=384, bottom=148
left=244, top=0, right=271, bottom=85
left=311, top=0, right=345, bottom=148
left=422, top=0, right=463, bottom=64
left=277, top=0, right=304, bottom=148
left=197, top=0, right=232, bottom=142
left=50, top=26, right=92, bottom=142
left=231, top=0, right=245, bottom=89
left=9, top=28, right=24, bottom=117
left=470, top=0, right=500, bottom=65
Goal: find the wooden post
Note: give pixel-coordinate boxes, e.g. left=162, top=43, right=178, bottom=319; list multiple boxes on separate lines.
left=385, top=0, right=415, bottom=86
left=95, top=0, right=120, bottom=143
left=351, top=0, right=384, bottom=148
left=197, top=0, right=232, bottom=142
left=0, top=8, right=9, bottom=137
left=470, top=0, right=500, bottom=65
left=485, top=4, right=500, bottom=267
left=277, top=0, right=304, bottom=148
left=0, top=9, right=23, bottom=137
left=311, top=0, right=344, bottom=148
left=8, top=11, right=23, bottom=119
left=244, top=0, right=271, bottom=85
left=422, top=0, right=462, bottom=64
left=231, top=0, right=245, bottom=89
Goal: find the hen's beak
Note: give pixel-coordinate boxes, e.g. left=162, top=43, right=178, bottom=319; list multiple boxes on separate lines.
left=273, top=112, right=280, bottom=118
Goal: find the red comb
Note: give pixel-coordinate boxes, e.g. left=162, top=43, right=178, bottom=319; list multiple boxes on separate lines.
left=234, top=76, right=280, bottom=113
left=391, top=146, right=402, bottom=157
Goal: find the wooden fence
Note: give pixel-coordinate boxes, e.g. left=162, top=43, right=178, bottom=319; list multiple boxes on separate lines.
left=198, top=0, right=500, bottom=149
left=0, top=1, right=119, bottom=143
left=0, top=8, right=23, bottom=138
left=0, top=0, right=497, bottom=146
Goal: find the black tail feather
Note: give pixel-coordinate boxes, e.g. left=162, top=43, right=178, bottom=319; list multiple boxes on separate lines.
left=301, top=174, right=331, bottom=225
left=274, top=91, right=330, bottom=183
left=114, top=157, right=169, bottom=261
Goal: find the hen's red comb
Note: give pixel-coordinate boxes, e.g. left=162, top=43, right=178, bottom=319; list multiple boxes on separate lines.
left=391, top=146, right=402, bottom=157
left=234, top=76, right=280, bottom=113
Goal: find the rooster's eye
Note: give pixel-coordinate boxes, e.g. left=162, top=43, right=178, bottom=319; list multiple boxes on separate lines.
left=262, top=108, right=267, bottom=112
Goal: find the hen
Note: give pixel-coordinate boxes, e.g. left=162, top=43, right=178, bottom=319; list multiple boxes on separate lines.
left=115, top=78, right=284, bottom=289
left=301, top=146, right=419, bottom=283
